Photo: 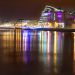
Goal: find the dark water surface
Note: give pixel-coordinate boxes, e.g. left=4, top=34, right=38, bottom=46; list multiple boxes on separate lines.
left=0, top=29, right=75, bottom=75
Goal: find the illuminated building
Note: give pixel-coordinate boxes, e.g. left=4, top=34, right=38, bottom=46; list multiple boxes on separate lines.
left=38, top=5, right=65, bottom=28
left=15, top=19, right=38, bottom=29
left=0, top=5, right=74, bottom=29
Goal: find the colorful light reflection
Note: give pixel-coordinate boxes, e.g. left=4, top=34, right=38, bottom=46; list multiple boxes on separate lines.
left=54, top=31, right=57, bottom=54
left=23, top=30, right=31, bottom=52
left=38, top=31, right=64, bottom=54
left=23, top=30, right=28, bottom=51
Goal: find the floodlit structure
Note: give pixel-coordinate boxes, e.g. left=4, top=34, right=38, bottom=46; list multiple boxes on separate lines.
left=15, top=19, right=39, bottom=29
left=38, top=5, right=65, bottom=28
left=0, top=21, right=15, bottom=28
left=0, top=5, right=74, bottom=29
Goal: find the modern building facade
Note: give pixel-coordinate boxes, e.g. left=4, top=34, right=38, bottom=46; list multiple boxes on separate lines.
left=38, top=5, right=74, bottom=28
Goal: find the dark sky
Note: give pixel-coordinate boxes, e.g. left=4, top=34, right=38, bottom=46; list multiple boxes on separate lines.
left=0, top=0, right=75, bottom=20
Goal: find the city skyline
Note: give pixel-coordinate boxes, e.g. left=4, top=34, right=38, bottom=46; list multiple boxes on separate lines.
left=0, top=0, right=75, bottom=19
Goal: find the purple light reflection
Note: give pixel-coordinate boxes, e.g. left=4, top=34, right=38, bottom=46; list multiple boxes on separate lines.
left=23, top=53, right=31, bottom=64
left=23, top=30, right=28, bottom=51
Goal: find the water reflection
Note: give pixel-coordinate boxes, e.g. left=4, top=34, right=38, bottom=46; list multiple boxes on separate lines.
left=38, top=31, right=64, bottom=54
left=73, top=32, right=75, bottom=61
left=0, top=29, right=74, bottom=75
left=15, top=29, right=22, bottom=52
left=61, top=32, right=74, bottom=75
left=73, top=32, right=75, bottom=74
left=23, top=53, right=31, bottom=64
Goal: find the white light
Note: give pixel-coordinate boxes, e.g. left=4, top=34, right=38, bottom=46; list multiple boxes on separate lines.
left=42, top=13, right=48, bottom=16
left=0, top=23, right=14, bottom=28
left=58, top=22, right=65, bottom=28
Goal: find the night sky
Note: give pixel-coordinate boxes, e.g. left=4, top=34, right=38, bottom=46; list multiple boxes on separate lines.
left=0, top=0, right=75, bottom=20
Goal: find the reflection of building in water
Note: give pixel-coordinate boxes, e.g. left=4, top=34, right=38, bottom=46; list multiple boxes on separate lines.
left=53, top=31, right=64, bottom=54
left=2, top=30, right=14, bottom=53
left=23, top=53, right=31, bottom=64
left=1, top=30, right=15, bottom=63
left=0, top=29, right=74, bottom=66
left=1, top=30, right=66, bottom=55
left=62, top=32, right=74, bottom=74
left=23, top=30, right=28, bottom=51
left=23, top=30, right=39, bottom=53
left=15, top=29, right=22, bottom=52
left=38, top=31, right=64, bottom=54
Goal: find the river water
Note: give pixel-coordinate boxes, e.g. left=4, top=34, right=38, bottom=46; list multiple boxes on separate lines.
left=0, top=29, right=75, bottom=75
